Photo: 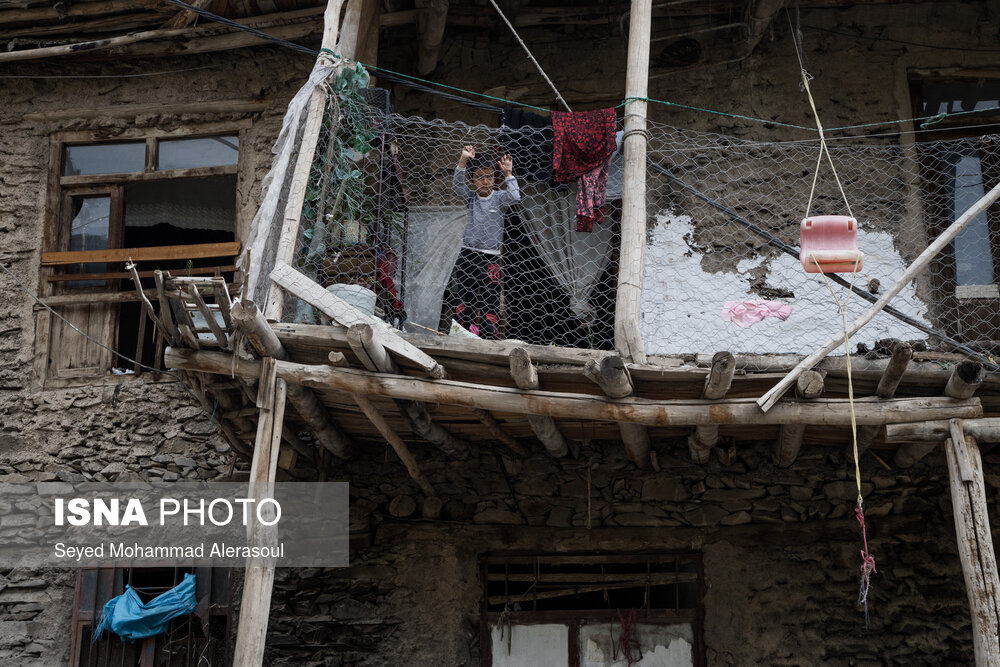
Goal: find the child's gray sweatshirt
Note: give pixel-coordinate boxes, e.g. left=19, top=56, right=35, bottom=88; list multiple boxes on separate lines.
left=452, top=167, right=520, bottom=253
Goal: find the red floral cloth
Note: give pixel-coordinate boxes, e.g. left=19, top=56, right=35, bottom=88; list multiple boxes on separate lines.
left=552, top=108, right=617, bottom=232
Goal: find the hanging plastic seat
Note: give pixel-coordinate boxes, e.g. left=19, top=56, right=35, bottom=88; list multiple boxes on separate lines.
left=800, top=215, right=864, bottom=273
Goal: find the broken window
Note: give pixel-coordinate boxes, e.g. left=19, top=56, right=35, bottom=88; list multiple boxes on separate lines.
left=481, top=553, right=703, bottom=667
left=37, top=129, right=243, bottom=388
left=70, top=566, right=232, bottom=666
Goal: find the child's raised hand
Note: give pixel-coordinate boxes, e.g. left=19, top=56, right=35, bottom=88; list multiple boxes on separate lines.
left=460, top=145, right=476, bottom=163
left=498, top=154, right=513, bottom=177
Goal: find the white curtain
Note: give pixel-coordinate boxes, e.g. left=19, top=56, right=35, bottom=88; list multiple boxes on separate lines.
left=403, top=205, right=467, bottom=333
left=518, top=183, right=614, bottom=324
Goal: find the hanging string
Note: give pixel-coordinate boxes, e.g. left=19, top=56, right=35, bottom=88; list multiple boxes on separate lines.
left=486, top=0, right=572, bottom=112
left=788, top=11, right=854, bottom=218
left=814, top=242, right=876, bottom=626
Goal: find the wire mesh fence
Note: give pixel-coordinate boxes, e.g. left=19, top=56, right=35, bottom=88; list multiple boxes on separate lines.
left=276, top=81, right=1000, bottom=367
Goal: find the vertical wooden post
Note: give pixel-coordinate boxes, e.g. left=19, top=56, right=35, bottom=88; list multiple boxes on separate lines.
left=946, top=419, right=1000, bottom=665
left=614, top=0, right=651, bottom=364
left=264, top=0, right=350, bottom=320
left=233, top=374, right=286, bottom=667
left=897, top=361, right=983, bottom=468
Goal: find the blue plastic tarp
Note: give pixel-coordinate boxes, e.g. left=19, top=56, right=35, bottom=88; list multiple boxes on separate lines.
left=93, top=572, right=198, bottom=642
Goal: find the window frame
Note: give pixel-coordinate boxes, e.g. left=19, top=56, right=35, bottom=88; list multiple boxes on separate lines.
left=479, top=552, right=705, bottom=667
left=908, top=74, right=1000, bottom=345
left=35, top=122, right=250, bottom=390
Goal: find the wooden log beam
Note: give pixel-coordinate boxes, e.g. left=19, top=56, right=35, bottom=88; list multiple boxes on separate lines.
left=896, top=361, right=984, bottom=468
left=758, top=180, right=1000, bottom=412
left=509, top=347, right=568, bottom=458
left=688, top=351, right=735, bottom=464
left=584, top=356, right=649, bottom=467
left=856, top=342, right=912, bottom=453
left=945, top=422, right=1000, bottom=665
left=231, top=300, right=354, bottom=459
left=745, top=0, right=787, bottom=55
left=472, top=409, right=531, bottom=457
left=414, top=0, right=449, bottom=75
left=354, top=394, right=436, bottom=497
left=164, top=347, right=985, bottom=427
left=615, top=0, right=651, bottom=365
left=347, top=324, right=467, bottom=458
left=772, top=370, right=825, bottom=467
left=886, top=418, right=1000, bottom=444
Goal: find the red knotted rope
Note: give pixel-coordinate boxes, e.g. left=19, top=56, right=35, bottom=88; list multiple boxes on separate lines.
left=855, top=500, right=877, bottom=626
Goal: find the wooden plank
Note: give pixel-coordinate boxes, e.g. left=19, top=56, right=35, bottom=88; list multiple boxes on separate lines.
left=59, top=164, right=237, bottom=187
left=946, top=429, right=1000, bottom=665
left=233, top=374, right=285, bottom=667
left=41, top=242, right=240, bottom=266
left=758, top=180, right=1000, bottom=412
left=47, top=265, right=236, bottom=282
left=270, top=262, right=446, bottom=378
left=164, top=348, right=985, bottom=427
left=184, top=284, right=229, bottom=349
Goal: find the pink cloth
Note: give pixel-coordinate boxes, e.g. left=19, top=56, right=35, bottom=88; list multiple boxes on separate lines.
left=721, top=300, right=793, bottom=327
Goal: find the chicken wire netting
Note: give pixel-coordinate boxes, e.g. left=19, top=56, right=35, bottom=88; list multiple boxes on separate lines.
left=274, top=80, right=1000, bottom=366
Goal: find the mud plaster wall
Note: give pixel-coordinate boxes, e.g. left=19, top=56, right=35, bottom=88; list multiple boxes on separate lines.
left=265, top=440, right=989, bottom=666
left=0, top=46, right=315, bottom=664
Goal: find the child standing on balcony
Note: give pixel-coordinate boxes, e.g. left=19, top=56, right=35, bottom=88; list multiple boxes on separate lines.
left=449, top=145, right=520, bottom=339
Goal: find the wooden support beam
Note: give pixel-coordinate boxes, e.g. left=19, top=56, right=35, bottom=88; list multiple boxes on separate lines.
left=615, top=0, right=651, bottom=365
left=509, top=347, right=568, bottom=458
left=41, top=241, right=240, bottom=266
left=270, top=262, right=446, bottom=378
left=896, top=361, right=984, bottom=468
left=745, top=0, right=787, bottom=55
left=584, top=356, right=649, bottom=467
left=233, top=374, right=285, bottom=667
left=772, top=370, right=825, bottom=467
left=856, top=342, right=912, bottom=453
left=353, top=394, right=436, bottom=497
left=347, top=324, right=467, bottom=457
left=945, top=421, right=1000, bottom=665
left=231, top=300, right=354, bottom=459
left=414, top=0, right=449, bottom=75
left=472, top=409, right=531, bottom=457
left=688, top=351, right=735, bottom=464
left=759, top=180, right=1000, bottom=412
left=164, top=348, right=984, bottom=427
left=887, top=418, right=1000, bottom=444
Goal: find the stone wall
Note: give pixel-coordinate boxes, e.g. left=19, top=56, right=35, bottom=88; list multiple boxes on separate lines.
left=0, top=46, right=314, bottom=664
left=264, top=439, right=984, bottom=666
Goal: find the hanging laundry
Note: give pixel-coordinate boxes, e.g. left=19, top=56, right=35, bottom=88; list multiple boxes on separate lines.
left=500, top=108, right=555, bottom=184
left=552, top=108, right=617, bottom=232
left=721, top=300, right=794, bottom=328
left=93, top=573, right=198, bottom=642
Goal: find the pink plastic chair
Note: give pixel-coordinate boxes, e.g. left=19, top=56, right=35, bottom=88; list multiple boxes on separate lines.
left=800, top=215, right=864, bottom=273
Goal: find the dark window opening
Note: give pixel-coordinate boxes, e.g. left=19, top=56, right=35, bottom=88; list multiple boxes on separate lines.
left=71, top=566, right=232, bottom=667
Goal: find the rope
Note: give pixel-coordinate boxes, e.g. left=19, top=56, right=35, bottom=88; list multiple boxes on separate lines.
left=485, top=0, right=571, bottom=112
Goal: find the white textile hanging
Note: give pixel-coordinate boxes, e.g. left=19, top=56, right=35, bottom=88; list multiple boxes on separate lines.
left=518, top=183, right=613, bottom=323
left=403, top=205, right=467, bottom=334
